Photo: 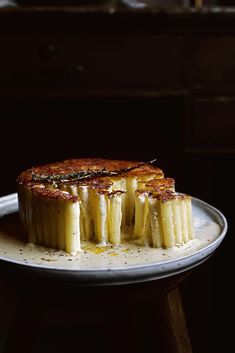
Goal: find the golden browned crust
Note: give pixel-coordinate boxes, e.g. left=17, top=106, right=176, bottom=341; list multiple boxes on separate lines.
left=17, top=158, right=163, bottom=202
left=136, top=178, right=175, bottom=196
left=124, top=165, right=163, bottom=178
left=18, top=183, right=79, bottom=202
left=150, top=190, right=190, bottom=203
left=145, top=177, right=175, bottom=191
left=33, top=186, right=79, bottom=202
left=17, top=159, right=163, bottom=184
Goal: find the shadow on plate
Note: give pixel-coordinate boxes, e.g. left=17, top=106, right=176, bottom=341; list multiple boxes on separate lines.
left=0, top=212, right=26, bottom=242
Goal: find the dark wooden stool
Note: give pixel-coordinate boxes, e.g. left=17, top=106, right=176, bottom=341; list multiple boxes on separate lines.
left=1, top=269, right=192, bottom=353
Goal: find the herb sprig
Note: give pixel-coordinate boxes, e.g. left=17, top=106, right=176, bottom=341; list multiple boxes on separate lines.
left=31, top=159, right=157, bottom=184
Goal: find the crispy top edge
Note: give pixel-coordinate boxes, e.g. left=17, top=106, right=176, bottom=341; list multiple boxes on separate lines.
left=143, top=177, right=175, bottom=189
left=17, top=159, right=162, bottom=184
left=149, top=190, right=191, bottom=202
left=17, top=158, right=171, bottom=202
left=136, top=178, right=175, bottom=195
left=18, top=184, right=79, bottom=202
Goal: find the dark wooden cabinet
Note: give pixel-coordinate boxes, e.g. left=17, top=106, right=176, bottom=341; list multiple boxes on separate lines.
left=190, top=97, right=235, bottom=148
left=0, top=35, right=182, bottom=91
left=190, top=36, right=235, bottom=87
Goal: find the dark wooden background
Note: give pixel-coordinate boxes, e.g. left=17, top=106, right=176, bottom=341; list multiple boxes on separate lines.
left=0, top=3, right=234, bottom=353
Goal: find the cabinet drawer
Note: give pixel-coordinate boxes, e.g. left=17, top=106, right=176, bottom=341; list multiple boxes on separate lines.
left=191, top=37, right=235, bottom=86
left=0, top=35, right=182, bottom=91
left=190, top=98, right=235, bottom=148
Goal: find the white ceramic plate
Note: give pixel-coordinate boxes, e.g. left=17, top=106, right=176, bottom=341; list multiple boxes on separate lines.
left=0, top=193, right=228, bottom=286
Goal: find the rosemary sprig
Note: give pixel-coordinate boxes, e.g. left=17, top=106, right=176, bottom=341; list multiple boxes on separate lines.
left=31, top=158, right=157, bottom=183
